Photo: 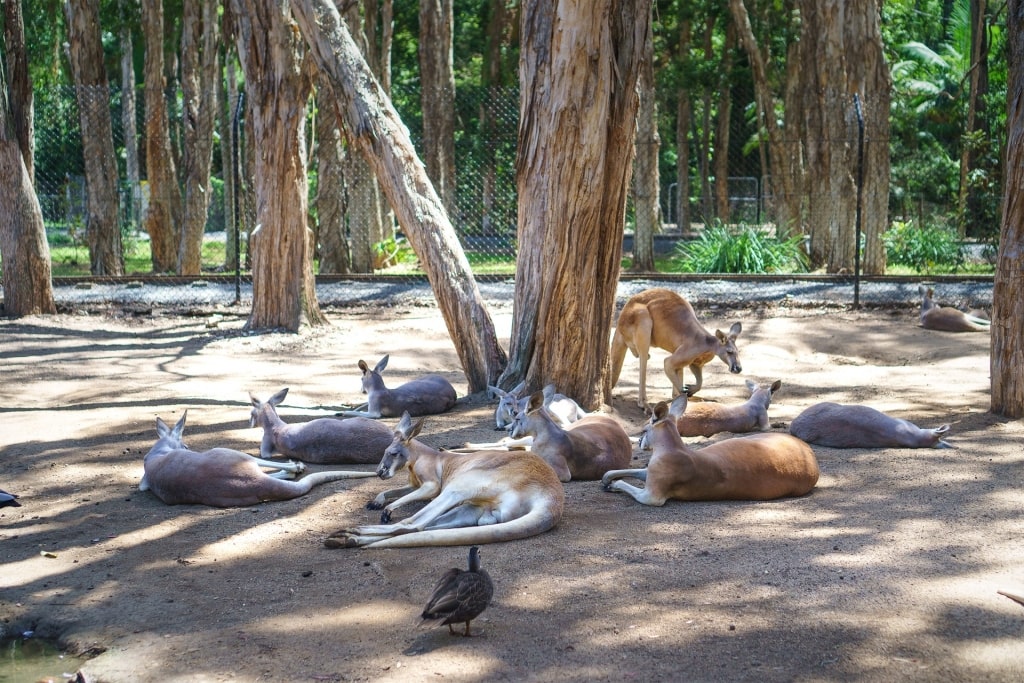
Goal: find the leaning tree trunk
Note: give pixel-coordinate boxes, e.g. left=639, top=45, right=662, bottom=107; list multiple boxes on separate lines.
left=419, top=0, right=457, bottom=213
left=178, top=0, right=221, bottom=275
left=991, top=0, right=1024, bottom=417
left=141, top=0, right=181, bottom=273
left=231, top=0, right=325, bottom=331
left=630, top=4, right=659, bottom=273
left=63, top=0, right=123, bottom=276
left=291, top=0, right=508, bottom=391
left=1, top=14, right=56, bottom=316
left=505, top=0, right=651, bottom=408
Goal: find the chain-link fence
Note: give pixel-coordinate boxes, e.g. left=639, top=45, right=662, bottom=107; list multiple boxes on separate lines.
left=31, top=84, right=991, bottom=308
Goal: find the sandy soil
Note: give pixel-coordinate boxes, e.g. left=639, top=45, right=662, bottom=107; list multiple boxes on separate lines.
left=1, top=300, right=1022, bottom=683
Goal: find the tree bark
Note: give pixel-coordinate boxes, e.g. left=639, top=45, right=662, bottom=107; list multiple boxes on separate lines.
left=178, top=0, right=221, bottom=275
left=119, top=18, right=141, bottom=233
left=290, top=0, right=507, bottom=391
left=3, top=0, right=33, bottom=180
left=142, top=0, right=182, bottom=273
left=231, top=0, right=325, bottom=331
left=991, top=0, right=1024, bottom=417
left=63, top=0, right=123, bottom=276
left=714, top=20, right=735, bottom=222
left=675, top=17, right=693, bottom=233
left=630, top=3, right=658, bottom=272
left=419, top=0, right=457, bottom=213
left=1, top=9, right=56, bottom=316
left=507, top=0, right=651, bottom=408
left=315, top=75, right=350, bottom=274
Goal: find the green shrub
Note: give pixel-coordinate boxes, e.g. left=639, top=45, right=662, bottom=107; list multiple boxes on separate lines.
left=882, top=220, right=966, bottom=273
left=673, top=223, right=809, bottom=274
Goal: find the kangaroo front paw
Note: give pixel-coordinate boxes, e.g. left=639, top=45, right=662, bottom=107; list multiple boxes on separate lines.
left=379, top=509, right=393, bottom=524
left=365, top=498, right=384, bottom=510
left=290, top=460, right=306, bottom=474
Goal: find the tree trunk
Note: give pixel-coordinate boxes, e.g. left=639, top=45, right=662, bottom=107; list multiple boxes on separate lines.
left=291, top=0, right=507, bottom=391
left=714, top=21, right=735, bottom=222
left=480, top=0, right=513, bottom=236
left=419, top=0, right=457, bottom=213
left=315, top=75, right=350, bottom=274
left=221, top=51, right=239, bottom=271
left=630, top=4, right=659, bottom=273
left=178, top=0, right=221, bottom=275
left=957, top=0, right=989, bottom=238
left=991, top=0, right=1024, bottom=417
left=119, top=20, right=141, bottom=233
left=231, top=0, right=325, bottom=331
left=142, top=0, right=181, bottom=273
left=63, top=0, right=123, bottom=276
left=1, top=10, right=56, bottom=317
left=506, top=0, right=651, bottom=408
left=3, top=0, right=33, bottom=180
left=675, top=17, right=693, bottom=233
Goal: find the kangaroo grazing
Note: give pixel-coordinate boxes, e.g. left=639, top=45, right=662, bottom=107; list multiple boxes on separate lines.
left=919, top=285, right=991, bottom=332
left=676, top=379, right=781, bottom=437
left=337, top=354, right=458, bottom=418
left=508, top=391, right=632, bottom=482
left=324, top=412, right=565, bottom=548
left=140, top=411, right=377, bottom=507
left=602, top=394, right=818, bottom=506
left=789, top=402, right=952, bottom=449
left=250, top=388, right=394, bottom=464
left=610, top=287, right=742, bottom=407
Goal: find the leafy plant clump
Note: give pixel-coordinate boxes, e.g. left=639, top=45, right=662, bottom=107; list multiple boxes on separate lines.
left=882, top=220, right=966, bottom=273
left=673, top=223, right=809, bottom=274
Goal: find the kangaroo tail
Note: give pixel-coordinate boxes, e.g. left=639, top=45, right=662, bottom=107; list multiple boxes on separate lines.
left=293, top=470, right=377, bottom=495
left=361, top=504, right=562, bottom=549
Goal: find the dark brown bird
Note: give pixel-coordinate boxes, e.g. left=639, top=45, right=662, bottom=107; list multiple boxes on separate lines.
left=421, top=546, right=494, bottom=636
left=0, top=488, right=20, bottom=508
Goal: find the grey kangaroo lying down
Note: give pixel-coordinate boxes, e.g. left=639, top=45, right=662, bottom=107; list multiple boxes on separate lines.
left=337, top=354, right=458, bottom=419
left=788, top=402, right=952, bottom=449
left=140, top=411, right=376, bottom=507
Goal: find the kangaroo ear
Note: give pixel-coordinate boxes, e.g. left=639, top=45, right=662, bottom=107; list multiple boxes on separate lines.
left=155, top=416, right=170, bottom=436
left=358, top=359, right=370, bottom=373
left=653, top=401, right=670, bottom=422
left=409, top=416, right=426, bottom=440
left=745, top=379, right=757, bottom=393
left=269, top=387, right=288, bottom=406
left=374, top=355, right=390, bottom=374
left=668, top=393, right=688, bottom=418
left=770, top=379, right=782, bottom=393
left=527, top=391, right=545, bottom=412
left=488, top=385, right=505, bottom=399
left=172, top=411, right=188, bottom=439
left=728, top=321, right=742, bottom=338
left=511, top=380, right=527, bottom=396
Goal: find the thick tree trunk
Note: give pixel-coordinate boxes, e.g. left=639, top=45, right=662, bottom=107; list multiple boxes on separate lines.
left=419, top=0, right=457, bottom=213
left=3, top=0, right=33, bottom=180
left=1, top=16, right=56, bottom=316
left=178, top=0, right=221, bottom=275
left=142, top=0, right=181, bottom=273
left=315, top=76, right=350, bottom=274
left=63, top=0, right=123, bottom=276
left=630, top=5, right=659, bottom=273
left=231, top=0, right=325, bottom=331
left=714, top=21, right=734, bottom=222
left=291, top=0, right=507, bottom=391
left=507, top=0, right=651, bottom=408
left=991, top=0, right=1024, bottom=417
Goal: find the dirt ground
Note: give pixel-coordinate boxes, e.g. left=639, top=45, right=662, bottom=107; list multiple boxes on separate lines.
left=1, top=298, right=1022, bottom=683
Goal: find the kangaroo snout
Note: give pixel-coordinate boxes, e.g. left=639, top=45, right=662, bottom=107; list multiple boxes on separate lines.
left=730, top=362, right=742, bottom=374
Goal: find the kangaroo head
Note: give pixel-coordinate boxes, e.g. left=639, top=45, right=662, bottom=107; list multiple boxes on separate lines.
left=153, top=410, right=189, bottom=452
left=715, top=322, right=743, bottom=374
left=378, top=412, right=425, bottom=478
left=249, top=388, right=289, bottom=427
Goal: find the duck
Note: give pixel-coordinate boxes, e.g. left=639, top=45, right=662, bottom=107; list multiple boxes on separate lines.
left=421, top=546, right=494, bottom=636
left=0, top=488, right=20, bottom=508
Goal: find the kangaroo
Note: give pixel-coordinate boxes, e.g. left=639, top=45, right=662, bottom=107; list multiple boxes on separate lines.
left=602, top=394, right=818, bottom=506
left=489, top=381, right=527, bottom=430
left=250, top=388, right=394, bottom=464
left=337, top=354, right=458, bottom=418
left=508, top=390, right=632, bottom=482
left=324, top=412, right=565, bottom=548
left=789, top=402, right=952, bottom=449
left=919, top=285, right=991, bottom=332
left=140, top=411, right=377, bottom=507
left=541, top=384, right=588, bottom=426
left=676, top=379, right=781, bottom=437
left=610, top=288, right=742, bottom=407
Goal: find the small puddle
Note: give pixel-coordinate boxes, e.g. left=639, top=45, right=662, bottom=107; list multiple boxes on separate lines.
left=0, top=636, right=88, bottom=683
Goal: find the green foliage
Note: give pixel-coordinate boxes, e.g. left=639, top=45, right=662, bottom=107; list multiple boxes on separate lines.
left=672, top=223, right=809, bottom=274
left=882, top=220, right=966, bottom=273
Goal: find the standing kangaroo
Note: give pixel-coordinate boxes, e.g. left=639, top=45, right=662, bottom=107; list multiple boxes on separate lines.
left=919, top=285, right=991, bottom=332
left=602, top=394, right=818, bottom=506
left=507, top=391, right=632, bottom=482
left=610, top=288, right=742, bottom=407
left=324, top=412, right=565, bottom=548
left=337, top=354, right=458, bottom=418
left=250, top=388, right=394, bottom=464
left=789, top=402, right=952, bottom=449
left=676, top=379, right=781, bottom=437
left=140, top=411, right=376, bottom=507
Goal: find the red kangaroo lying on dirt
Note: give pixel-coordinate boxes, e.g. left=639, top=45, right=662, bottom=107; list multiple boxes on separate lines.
left=676, top=379, right=781, bottom=438
left=337, top=354, right=458, bottom=418
left=507, top=390, right=633, bottom=482
left=601, top=394, right=818, bottom=506
left=789, top=402, right=952, bottom=449
left=250, top=388, right=394, bottom=464
left=610, top=287, right=743, bottom=407
left=140, top=411, right=376, bottom=507
left=919, top=285, right=991, bottom=332
left=324, top=412, right=565, bottom=548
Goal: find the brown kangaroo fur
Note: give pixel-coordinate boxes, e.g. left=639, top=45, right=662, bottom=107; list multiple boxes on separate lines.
left=919, top=285, right=990, bottom=332
left=676, top=379, right=781, bottom=437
